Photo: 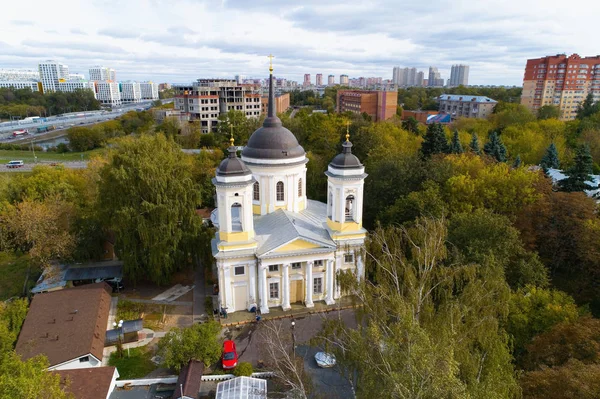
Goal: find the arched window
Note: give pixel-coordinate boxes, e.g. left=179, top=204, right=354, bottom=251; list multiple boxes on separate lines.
left=276, top=181, right=285, bottom=201
left=328, top=192, right=333, bottom=218
left=253, top=182, right=260, bottom=201
left=298, top=179, right=303, bottom=197
left=345, top=195, right=355, bottom=221
left=231, top=203, right=242, bottom=232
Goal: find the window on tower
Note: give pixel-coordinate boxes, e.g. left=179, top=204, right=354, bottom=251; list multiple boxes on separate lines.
left=231, top=203, right=242, bottom=232
left=253, top=182, right=260, bottom=201
left=276, top=181, right=285, bottom=201
left=298, top=179, right=303, bottom=197
left=345, top=195, right=355, bottom=222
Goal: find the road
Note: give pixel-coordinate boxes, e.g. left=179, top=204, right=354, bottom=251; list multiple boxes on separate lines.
left=2, top=161, right=88, bottom=172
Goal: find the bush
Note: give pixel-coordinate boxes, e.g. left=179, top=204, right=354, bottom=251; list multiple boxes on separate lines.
left=116, top=300, right=144, bottom=321
left=233, top=362, right=253, bottom=377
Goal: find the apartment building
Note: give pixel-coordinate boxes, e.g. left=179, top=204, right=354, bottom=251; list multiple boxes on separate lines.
left=0, top=68, right=39, bottom=81
left=139, top=82, right=159, bottom=100
left=89, top=66, right=116, bottom=81
left=57, top=80, right=94, bottom=93
left=336, top=90, right=397, bottom=121
left=449, top=65, right=469, bottom=87
left=328, top=75, right=335, bottom=85
left=340, top=74, right=349, bottom=85
left=437, top=94, right=497, bottom=120
left=174, top=79, right=262, bottom=133
left=38, top=60, right=70, bottom=92
left=120, top=82, right=142, bottom=103
left=260, top=92, right=290, bottom=114
left=90, top=81, right=121, bottom=106
left=316, top=74, right=323, bottom=86
left=0, top=81, right=42, bottom=91
left=521, top=53, right=600, bottom=120
left=428, top=67, right=444, bottom=87
left=303, top=74, right=311, bottom=87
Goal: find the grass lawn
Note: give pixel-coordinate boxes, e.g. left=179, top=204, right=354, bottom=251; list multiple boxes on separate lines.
left=0, top=149, right=104, bottom=163
left=0, top=252, right=38, bottom=300
left=108, top=347, right=157, bottom=379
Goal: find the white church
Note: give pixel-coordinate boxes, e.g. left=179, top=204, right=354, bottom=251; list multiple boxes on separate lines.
left=210, top=62, right=367, bottom=314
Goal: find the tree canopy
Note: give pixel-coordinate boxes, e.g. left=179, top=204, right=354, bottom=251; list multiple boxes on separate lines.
left=157, top=321, right=222, bottom=371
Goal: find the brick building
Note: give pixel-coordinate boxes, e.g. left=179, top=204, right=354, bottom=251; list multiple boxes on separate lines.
left=261, top=92, right=290, bottom=115
left=521, top=53, right=600, bottom=120
left=336, top=90, right=397, bottom=121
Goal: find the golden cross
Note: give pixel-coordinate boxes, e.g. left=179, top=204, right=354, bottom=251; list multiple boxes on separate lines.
left=345, top=121, right=350, bottom=142
left=268, top=54, right=274, bottom=73
left=229, top=125, right=235, bottom=147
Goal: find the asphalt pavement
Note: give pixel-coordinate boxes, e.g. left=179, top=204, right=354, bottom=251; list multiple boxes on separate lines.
left=1, top=161, right=88, bottom=172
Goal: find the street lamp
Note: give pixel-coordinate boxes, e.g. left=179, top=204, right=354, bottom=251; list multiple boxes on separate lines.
left=291, top=320, right=296, bottom=357
left=113, top=320, right=128, bottom=357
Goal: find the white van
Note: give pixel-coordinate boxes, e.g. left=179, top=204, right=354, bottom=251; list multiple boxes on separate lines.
left=6, top=160, right=24, bottom=168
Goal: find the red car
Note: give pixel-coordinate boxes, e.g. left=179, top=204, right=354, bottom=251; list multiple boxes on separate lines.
left=222, top=340, right=238, bottom=370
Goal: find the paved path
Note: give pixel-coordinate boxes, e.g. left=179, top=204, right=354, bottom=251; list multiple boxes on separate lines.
left=2, top=161, right=88, bottom=172
left=102, top=328, right=167, bottom=366
left=193, top=265, right=207, bottom=323
left=121, top=298, right=193, bottom=306
left=152, top=284, right=194, bottom=302
left=107, top=297, right=118, bottom=330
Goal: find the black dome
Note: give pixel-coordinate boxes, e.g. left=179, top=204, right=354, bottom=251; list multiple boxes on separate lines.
left=330, top=140, right=362, bottom=169
left=217, top=145, right=251, bottom=177
left=242, top=118, right=305, bottom=160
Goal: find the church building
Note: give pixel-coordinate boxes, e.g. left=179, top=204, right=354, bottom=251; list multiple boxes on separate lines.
left=210, top=60, right=367, bottom=314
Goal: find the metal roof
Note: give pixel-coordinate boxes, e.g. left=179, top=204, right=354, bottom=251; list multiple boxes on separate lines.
left=31, top=263, right=68, bottom=294
left=215, top=377, right=267, bottom=399
left=64, top=261, right=123, bottom=281
left=438, top=94, right=497, bottom=103
left=105, top=319, right=144, bottom=344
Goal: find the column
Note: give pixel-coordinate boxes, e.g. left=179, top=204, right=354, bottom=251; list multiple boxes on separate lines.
left=222, top=265, right=233, bottom=310
left=249, top=262, right=257, bottom=306
left=334, top=256, right=341, bottom=300
left=259, top=264, right=270, bottom=314
left=305, top=261, right=314, bottom=308
left=282, top=264, right=291, bottom=311
left=357, top=253, right=364, bottom=281
left=325, top=260, right=335, bottom=305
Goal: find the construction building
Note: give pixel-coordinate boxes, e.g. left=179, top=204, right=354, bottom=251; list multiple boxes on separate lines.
left=261, top=92, right=290, bottom=114
left=336, top=90, right=397, bottom=121
left=437, top=94, right=497, bottom=120
left=521, top=53, right=600, bottom=120
left=174, top=79, right=262, bottom=133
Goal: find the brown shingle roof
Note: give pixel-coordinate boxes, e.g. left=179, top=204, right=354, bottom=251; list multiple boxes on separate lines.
left=172, top=360, right=204, bottom=399
left=54, top=366, right=117, bottom=399
left=16, top=283, right=112, bottom=367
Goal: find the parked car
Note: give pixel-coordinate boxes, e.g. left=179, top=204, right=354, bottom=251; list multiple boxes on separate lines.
left=94, top=277, right=124, bottom=292
left=222, top=340, right=238, bottom=370
left=6, top=160, right=24, bottom=168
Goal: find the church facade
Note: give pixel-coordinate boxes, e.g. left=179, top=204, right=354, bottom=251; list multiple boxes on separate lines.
left=211, top=63, right=367, bottom=314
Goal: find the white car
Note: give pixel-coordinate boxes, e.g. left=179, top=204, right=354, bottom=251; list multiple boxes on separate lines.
left=315, top=352, right=336, bottom=368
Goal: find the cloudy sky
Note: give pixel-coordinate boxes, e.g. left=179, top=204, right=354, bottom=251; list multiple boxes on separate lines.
left=1, top=0, right=598, bottom=86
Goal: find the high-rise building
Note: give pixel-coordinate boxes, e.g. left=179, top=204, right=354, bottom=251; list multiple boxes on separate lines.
left=336, top=90, right=398, bottom=121
left=89, top=66, right=116, bottom=82
left=38, top=60, right=70, bottom=92
left=235, top=75, right=246, bottom=84
left=328, top=75, right=335, bottom=85
left=316, top=74, right=323, bottom=86
left=139, top=82, right=159, bottom=101
left=392, top=67, right=400, bottom=85
left=407, top=68, right=417, bottom=87
left=449, top=65, right=470, bottom=87
left=428, top=67, right=444, bottom=87
left=89, top=81, right=121, bottom=106
left=174, top=79, right=262, bottom=133
left=416, top=71, right=424, bottom=87
left=303, top=74, right=311, bottom=87
left=120, top=82, right=142, bottom=103
left=340, top=74, right=349, bottom=86
left=521, top=53, right=600, bottom=120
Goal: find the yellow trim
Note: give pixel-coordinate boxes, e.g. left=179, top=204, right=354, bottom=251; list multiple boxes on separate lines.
left=275, top=239, right=321, bottom=253
left=275, top=205, right=286, bottom=211
left=217, top=241, right=257, bottom=251
left=252, top=204, right=261, bottom=214
left=220, top=231, right=254, bottom=242
left=298, top=199, right=306, bottom=211
left=332, top=233, right=366, bottom=240
left=327, top=218, right=362, bottom=232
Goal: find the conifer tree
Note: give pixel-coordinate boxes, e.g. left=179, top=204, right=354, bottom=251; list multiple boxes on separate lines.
left=540, top=143, right=560, bottom=172
left=449, top=130, right=463, bottom=154
left=420, top=123, right=448, bottom=158
left=469, top=133, right=480, bottom=155
left=558, top=145, right=595, bottom=192
left=483, top=132, right=507, bottom=162
left=513, top=155, right=522, bottom=168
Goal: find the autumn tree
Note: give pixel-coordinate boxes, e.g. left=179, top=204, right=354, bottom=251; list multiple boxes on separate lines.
left=157, top=321, right=221, bottom=371
left=98, top=135, right=201, bottom=283
left=537, top=105, right=561, bottom=120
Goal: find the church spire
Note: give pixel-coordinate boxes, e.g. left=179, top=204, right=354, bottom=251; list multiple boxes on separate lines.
left=267, top=54, right=275, bottom=118
left=342, top=121, right=353, bottom=154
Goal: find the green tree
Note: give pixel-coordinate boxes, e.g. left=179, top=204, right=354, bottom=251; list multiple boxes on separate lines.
left=98, top=135, right=201, bottom=283
left=513, top=154, right=522, bottom=168
left=540, top=143, right=560, bottom=171
left=401, top=117, right=419, bottom=134
left=67, top=126, right=105, bottom=152
left=0, top=299, right=28, bottom=354
left=483, top=132, right=507, bottom=162
left=558, top=145, right=594, bottom=192
left=157, top=321, right=222, bottom=371
left=420, top=123, right=448, bottom=157
left=469, top=132, right=481, bottom=154
left=576, top=93, right=600, bottom=120
left=0, top=352, right=72, bottom=398
left=449, top=130, right=463, bottom=154
left=537, top=105, right=561, bottom=120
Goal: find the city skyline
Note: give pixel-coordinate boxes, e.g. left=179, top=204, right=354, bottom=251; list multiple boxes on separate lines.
left=1, top=0, right=597, bottom=85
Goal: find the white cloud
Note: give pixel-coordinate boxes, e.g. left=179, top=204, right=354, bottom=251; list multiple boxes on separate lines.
left=0, top=0, right=598, bottom=85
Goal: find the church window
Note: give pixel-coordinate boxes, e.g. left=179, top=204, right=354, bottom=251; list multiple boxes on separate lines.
left=344, top=253, right=354, bottom=263
left=328, top=192, right=333, bottom=218
left=268, top=265, right=279, bottom=272
left=313, top=277, right=323, bottom=294
left=345, top=195, right=355, bottom=221
left=253, top=182, right=260, bottom=201
left=234, top=266, right=245, bottom=276
left=298, top=179, right=303, bottom=197
left=291, top=262, right=302, bottom=269
left=231, top=203, right=242, bottom=232
left=276, top=181, right=285, bottom=201
left=269, top=282, right=279, bottom=299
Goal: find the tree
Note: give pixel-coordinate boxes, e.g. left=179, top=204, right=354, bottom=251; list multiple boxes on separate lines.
left=576, top=93, right=600, bottom=120
left=420, top=123, right=448, bottom=157
left=401, top=117, right=419, bottom=134
left=469, top=132, right=481, bottom=154
left=0, top=299, right=28, bottom=354
left=449, top=130, right=463, bottom=154
left=558, top=145, right=594, bottom=192
left=98, top=135, right=201, bottom=283
left=157, top=321, right=221, bottom=371
left=0, top=352, right=72, bottom=398
left=67, top=126, right=105, bottom=152
left=513, top=154, right=522, bottom=168
left=483, top=132, right=507, bottom=162
left=537, top=105, right=561, bottom=120
left=520, top=360, right=600, bottom=399
left=540, top=143, right=560, bottom=171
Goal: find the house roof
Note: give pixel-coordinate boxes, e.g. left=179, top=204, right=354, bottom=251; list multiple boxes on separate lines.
left=215, top=376, right=267, bottom=399
left=31, top=263, right=68, bottom=294
left=254, top=200, right=336, bottom=256
left=54, top=367, right=117, bottom=399
left=16, top=282, right=112, bottom=367
left=438, top=94, right=497, bottom=103
left=64, top=260, right=123, bottom=281
left=172, top=360, right=204, bottom=399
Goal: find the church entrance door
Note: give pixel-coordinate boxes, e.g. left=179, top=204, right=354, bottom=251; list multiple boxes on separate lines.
left=290, top=280, right=304, bottom=303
